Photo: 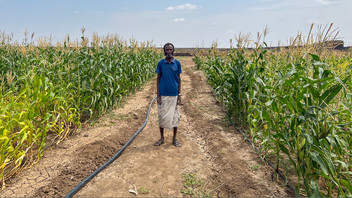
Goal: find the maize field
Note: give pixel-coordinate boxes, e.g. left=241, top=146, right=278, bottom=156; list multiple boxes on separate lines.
left=1, top=26, right=351, bottom=197
left=193, top=33, right=352, bottom=196
left=0, top=34, right=162, bottom=187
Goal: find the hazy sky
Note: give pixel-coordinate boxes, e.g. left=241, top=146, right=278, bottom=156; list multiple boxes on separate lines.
left=0, top=0, right=351, bottom=48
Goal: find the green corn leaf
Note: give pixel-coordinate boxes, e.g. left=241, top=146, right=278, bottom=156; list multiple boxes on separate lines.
left=303, top=133, right=314, bottom=144
left=340, top=179, right=352, bottom=194
left=0, top=135, right=9, bottom=142
left=279, top=143, right=290, bottom=156
left=310, top=144, right=336, bottom=177
left=298, top=137, right=306, bottom=150
left=308, top=53, right=321, bottom=62
left=261, top=108, right=273, bottom=126
left=311, top=180, right=322, bottom=197
left=319, top=84, right=342, bottom=109
left=309, top=151, right=329, bottom=176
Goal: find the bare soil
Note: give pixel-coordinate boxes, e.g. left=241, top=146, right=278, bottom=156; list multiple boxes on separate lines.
left=1, top=57, right=293, bottom=197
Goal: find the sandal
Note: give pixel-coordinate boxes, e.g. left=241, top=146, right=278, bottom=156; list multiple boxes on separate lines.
left=154, top=138, right=164, bottom=146
left=172, top=139, right=182, bottom=147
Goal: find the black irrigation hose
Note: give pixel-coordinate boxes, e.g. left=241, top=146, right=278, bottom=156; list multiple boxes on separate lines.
left=227, top=114, right=296, bottom=193
left=64, top=96, right=157, bottom=198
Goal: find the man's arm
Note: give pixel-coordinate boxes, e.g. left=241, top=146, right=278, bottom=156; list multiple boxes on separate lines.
left=177, top=74, right=181, bottom=105
left=157, top=74, right=161, bottom=104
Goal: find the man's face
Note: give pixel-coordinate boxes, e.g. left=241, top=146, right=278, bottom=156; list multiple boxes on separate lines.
left=164, top=45, right=174, bottom=58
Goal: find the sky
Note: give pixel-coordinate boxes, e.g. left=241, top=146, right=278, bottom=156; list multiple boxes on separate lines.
left=0, top=0, right=351, bottom=48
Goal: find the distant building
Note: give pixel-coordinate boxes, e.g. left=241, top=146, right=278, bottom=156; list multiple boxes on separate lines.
left=324, top=40, right=344, bottom=50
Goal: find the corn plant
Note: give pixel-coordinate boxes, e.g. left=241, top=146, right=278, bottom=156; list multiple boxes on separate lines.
left=195, top=42, right=352, bottom=197
left=0, top=35, right=162, bottom=188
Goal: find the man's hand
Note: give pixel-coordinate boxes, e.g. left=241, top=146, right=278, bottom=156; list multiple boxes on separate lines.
left=157, top=95, right=162, bottom=105
left=177, top=95, right=181, bottom=105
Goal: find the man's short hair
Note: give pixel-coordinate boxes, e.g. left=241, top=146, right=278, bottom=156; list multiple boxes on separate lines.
left=163, top=43, right=174, bottom=52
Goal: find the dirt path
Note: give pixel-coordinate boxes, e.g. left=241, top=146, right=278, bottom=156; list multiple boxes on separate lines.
left=1, top=57, right=293, bottom=197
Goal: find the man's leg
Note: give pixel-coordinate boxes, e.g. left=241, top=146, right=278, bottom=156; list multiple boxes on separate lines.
left=173, top=127, right=177, bottom=140
left=160, top=127, right=164, bottom=140
left=154, top=127, right=164, bottom=146
left=172, top=127, right=181, bottom=147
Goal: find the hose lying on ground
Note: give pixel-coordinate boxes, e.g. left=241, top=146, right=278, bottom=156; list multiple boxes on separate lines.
left=65, top=95, right=294, bottom=197
left=64, top=96, right=157, bottom=198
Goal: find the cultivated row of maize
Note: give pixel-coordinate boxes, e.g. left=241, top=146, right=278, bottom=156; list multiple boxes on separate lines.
left=194, top=42, right=352, bottom=197
left=0, top=37, right=162, bottom=188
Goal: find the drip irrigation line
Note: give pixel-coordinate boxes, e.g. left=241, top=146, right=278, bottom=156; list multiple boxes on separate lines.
left=64, top=96, right=157, bottom=198
left=227, top=114, right=296, bottom=193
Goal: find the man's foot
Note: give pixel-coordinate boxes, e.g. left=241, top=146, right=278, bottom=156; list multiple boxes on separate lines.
left=154, top=138, right=164, bottom=146
left=172, top=138, right=182, bottom=147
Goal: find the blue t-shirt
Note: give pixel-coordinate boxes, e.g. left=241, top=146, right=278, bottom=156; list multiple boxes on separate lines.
left=156, top=58, right=182, bottom=96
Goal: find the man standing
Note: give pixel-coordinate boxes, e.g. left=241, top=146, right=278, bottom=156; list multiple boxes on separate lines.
left=154, top=43, right=182, bottom=147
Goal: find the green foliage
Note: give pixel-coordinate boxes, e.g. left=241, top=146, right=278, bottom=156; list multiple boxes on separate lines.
left=181, top=172, right=210, bottom=198
left=137, top=186, right=150, bottom=194
left=0, top=43, right=162, bottom=186
left=250, top=163, right=260, bottom=171
left=195, top=47, right=352, bottom=197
